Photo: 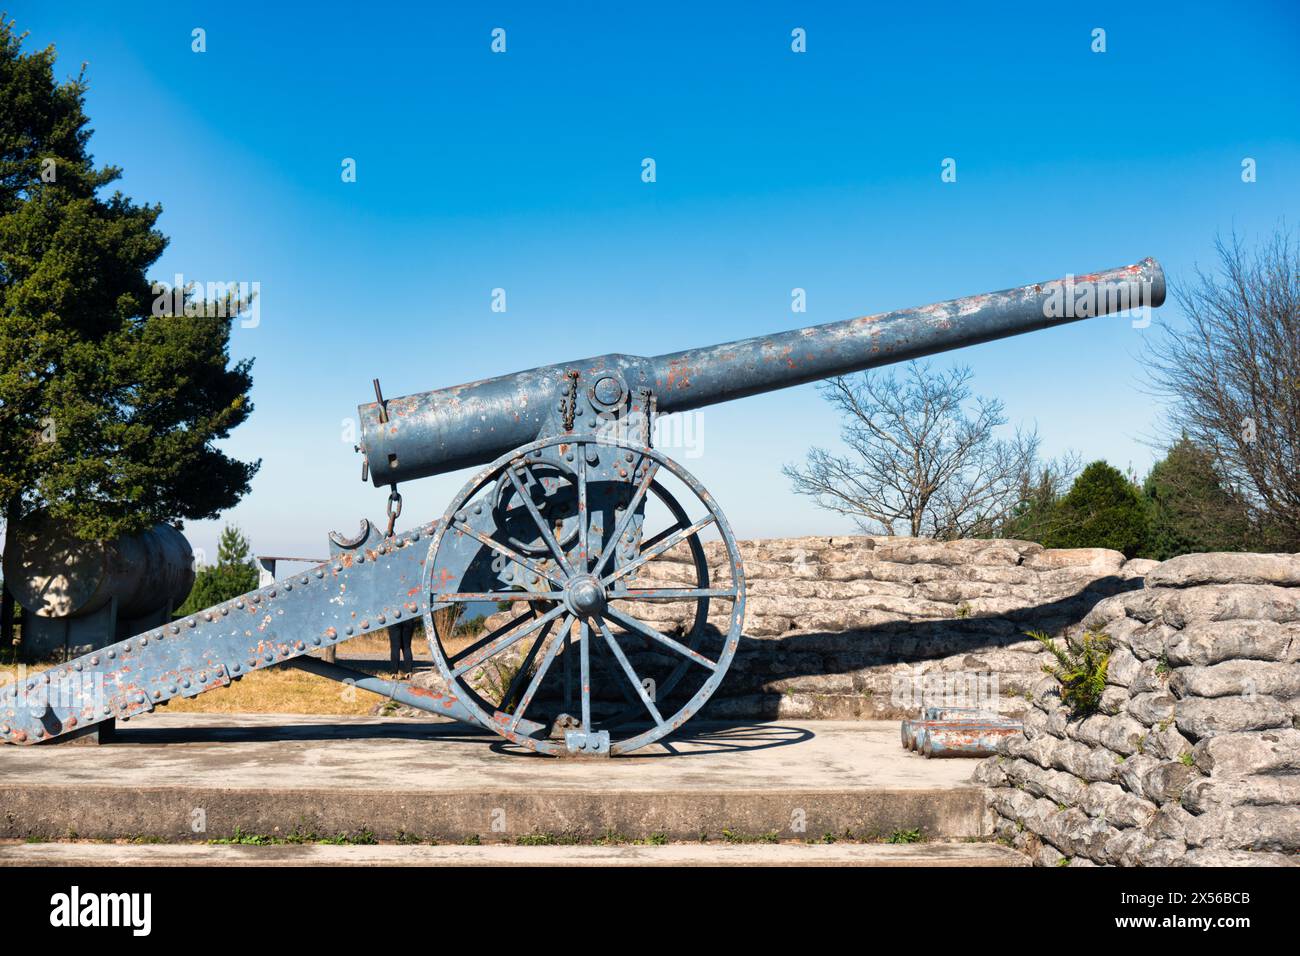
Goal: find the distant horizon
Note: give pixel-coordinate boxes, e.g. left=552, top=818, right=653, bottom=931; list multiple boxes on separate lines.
left=4, top=1, right=1298, bottom=564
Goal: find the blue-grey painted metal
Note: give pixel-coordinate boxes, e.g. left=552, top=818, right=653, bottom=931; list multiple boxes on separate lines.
left=0, top=522, right=437, bottom=744
left=358, top=259, right=1164, bottom=485
left=2, top=258, right=1163, bottom=756
left=282, top=656, right=547, bottom=733
left=420, top=433, right=747, bottom=757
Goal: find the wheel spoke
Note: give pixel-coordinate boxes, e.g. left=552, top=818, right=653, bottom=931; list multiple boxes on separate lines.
left=603, top=514, right=715, bottom=586
left=448, top=608, right=539, bottom=666
left=603, top=606, right=719, bottom=671
left=576, top=452, right=590, bottom=574
left=501, top=617, right=557, bottom=714
left=614, top=587, right=737, bottom=601
left=640, top=522, right=683, bottom=554
left=450, top=520, right=564, bottom=588
left=452, top=603, right=567, bottom=678
left=592, top=460, right=660, bottom=578
left=595, top=615, right=664, bottom=725
left=505, top=463, right=575, bottom=576
left=579, top=619, right=591, bottom=733
left=509, top=613, right=574, bottom=732
left=562, top=629, right=573, bottom=710
left=595, top=633, right=643, bottom=711
left=439, top=591, right=564, bottom=602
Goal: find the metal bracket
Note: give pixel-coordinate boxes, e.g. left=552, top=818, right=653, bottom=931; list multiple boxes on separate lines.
left=564, top=729, right=611, bottom=756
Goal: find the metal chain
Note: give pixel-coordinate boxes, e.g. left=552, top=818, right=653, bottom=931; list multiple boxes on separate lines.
left=385, top=484, right=403, bottom=537
left=561, top=369, right=580, bottom=431
left=638, top=387, right=656, bottom=447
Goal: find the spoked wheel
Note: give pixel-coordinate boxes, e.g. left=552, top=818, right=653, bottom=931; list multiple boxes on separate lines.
left=421, top=434, right=746, bottom=756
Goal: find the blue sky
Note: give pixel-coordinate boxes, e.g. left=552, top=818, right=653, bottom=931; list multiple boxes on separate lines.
left=8, top=1, right=1299, bottom=563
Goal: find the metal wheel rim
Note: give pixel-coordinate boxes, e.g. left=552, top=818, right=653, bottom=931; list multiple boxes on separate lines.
left=421, top=434, right=746, bottom=756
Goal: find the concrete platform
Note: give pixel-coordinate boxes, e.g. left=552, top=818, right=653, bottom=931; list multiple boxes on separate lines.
left=0, top=841, right=1028, bottom=867
left=0, top=715, right=988, bottom=843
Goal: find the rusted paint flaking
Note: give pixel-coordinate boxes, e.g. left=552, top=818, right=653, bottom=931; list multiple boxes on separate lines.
left=0, top=523, right=457, bottom=746
left=356, top=259, right=1163, bottom=485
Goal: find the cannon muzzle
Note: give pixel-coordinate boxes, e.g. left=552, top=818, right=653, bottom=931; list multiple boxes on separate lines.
left=360, top=258, right=1164, bottom=484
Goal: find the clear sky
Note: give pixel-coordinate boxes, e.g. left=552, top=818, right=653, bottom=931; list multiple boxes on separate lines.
left=7, top=1, right=1299, bottom=564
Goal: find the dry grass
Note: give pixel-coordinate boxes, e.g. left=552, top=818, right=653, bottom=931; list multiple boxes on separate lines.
left=155, top=666, right=381, bottom=715
left=335, top=631, right=431, bottom=659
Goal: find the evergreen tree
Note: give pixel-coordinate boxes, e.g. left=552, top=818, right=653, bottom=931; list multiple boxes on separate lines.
left=1143, top=437, right=1251, bottom=560
left=177, top=525, right=259, bottom=614
left=0, top=19, right=258, bottom=542
left=1041, top=461, right=1149, bottom=558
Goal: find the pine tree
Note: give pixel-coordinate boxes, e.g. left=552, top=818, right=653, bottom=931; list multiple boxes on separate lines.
left=177, top=525, right=259, bottom=614
left=0, top=19, right=258, bottom=542
left=1143, top=437, right=1251, bottom=560
left=1041, top=461, right=1149, bottom=558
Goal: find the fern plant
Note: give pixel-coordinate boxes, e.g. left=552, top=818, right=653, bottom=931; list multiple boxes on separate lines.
left=1027, top=629, right=1112, bottom=717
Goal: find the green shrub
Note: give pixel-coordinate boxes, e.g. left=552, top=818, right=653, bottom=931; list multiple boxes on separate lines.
left=1028, top=630, right=1111, bottom=717
left=1142, top=437, right=1251, bottom=560
left=1040, top=461, right=1148, bottom=557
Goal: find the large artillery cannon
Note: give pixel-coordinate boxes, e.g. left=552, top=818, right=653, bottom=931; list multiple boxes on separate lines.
left=1, top=259, right=1164, bottom=755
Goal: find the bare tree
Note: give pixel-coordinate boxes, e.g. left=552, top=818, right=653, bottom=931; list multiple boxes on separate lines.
left=783, top=362, right=1045, bottom=539
left=1143, top=230, right=1300, bottom=549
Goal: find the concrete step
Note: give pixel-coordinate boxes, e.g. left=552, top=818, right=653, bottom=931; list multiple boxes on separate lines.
left=0, top=840, right=1029, bottom=867
left=0, top=715, right=990, bottom=844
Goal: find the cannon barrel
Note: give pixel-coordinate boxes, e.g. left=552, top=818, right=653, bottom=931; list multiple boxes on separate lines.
left=360, top=258, right=1164, bottom=485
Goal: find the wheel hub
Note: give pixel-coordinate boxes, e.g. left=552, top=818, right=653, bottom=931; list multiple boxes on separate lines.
left=564, top=574, right=607, bottom=618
